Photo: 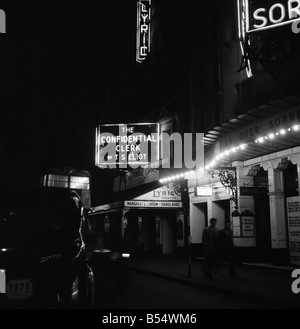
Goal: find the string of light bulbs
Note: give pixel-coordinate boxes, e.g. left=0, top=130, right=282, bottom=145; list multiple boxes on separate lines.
left=159, top=124, right=300, bottom=184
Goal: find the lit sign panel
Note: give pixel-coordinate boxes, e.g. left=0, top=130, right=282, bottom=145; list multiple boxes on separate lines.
left=244, top=0, right=300, bottom=33
left=124, top=200, right=182, bottom=208
left=195, top=186, right=213, bottom=197
left=95, top=123, right=159, bottom=169
left=136, top=0, right=151, bottom=63
left=237, top=0, right=300, bottom=78
left=134, top=183, right=181, bottom=201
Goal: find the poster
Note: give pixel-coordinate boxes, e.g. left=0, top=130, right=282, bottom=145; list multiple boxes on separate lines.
left=286, top=196, right=300, bottom=266
left=232, top=216, right=241, bottom=237
left=241, top=216, right=255, bottom=237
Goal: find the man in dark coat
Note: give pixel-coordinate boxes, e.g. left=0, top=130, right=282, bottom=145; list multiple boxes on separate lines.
left=202, top=218, right=219, bottom=279
left=217, top=222, right=236, bottom=277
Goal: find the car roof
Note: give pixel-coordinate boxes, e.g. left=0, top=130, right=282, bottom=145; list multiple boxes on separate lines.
left=0, top=185, right=81, bottom=210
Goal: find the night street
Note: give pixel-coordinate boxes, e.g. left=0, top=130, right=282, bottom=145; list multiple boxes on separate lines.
left=1, top=0, right=300, bottom=315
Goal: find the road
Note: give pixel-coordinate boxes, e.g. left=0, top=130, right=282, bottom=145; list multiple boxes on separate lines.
left=92, top=268, right=280, bottom=309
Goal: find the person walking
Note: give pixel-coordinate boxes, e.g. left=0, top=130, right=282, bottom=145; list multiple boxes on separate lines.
left=202, top=218, right=219, bottom=279
left=217, top=222, right=236, bottom=277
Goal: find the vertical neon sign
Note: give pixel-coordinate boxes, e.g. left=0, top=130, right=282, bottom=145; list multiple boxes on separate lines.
left=237, top=0, right=253, bottom=78
left=136, top=0, right=151, bottom=63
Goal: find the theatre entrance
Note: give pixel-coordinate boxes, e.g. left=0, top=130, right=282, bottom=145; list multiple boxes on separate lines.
left=124, top=209, right=180, bottom=256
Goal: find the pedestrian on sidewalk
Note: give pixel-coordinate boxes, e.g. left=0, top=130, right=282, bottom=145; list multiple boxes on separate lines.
left=202, top=218, right=219, bottom=279
left=217, top=222, right=236, bottom=277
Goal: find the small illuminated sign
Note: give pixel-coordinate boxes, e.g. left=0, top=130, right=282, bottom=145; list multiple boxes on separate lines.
left=136, top=0, right=151, bottom=63
left=95, top=123, right=159, bottom=169
left=244, top=0, right=300, bottom=33
left=134, top=183, right=181, bottom=201
left=195, top=186, right=213, bottom=197
left=124, top=200, right=182, bottom=208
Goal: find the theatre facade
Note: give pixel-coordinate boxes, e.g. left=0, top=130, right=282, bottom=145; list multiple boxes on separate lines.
left=184, top=0, right=300, bottom=266
left=88, top=166, right=187, bottom=256
left=187, top=100, right=300, bottom=266
left=89, top=0, right=300, bottom=266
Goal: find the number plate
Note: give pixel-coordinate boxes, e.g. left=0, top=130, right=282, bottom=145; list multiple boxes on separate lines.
left=6, top=279, right=33, bottom=300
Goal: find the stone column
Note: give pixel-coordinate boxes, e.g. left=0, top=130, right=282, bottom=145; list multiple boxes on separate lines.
left=268, top=167, right=288, bottom=249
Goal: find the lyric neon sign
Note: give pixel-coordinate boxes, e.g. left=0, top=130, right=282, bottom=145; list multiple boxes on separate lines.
left=245, top=0, right=300, bottom=32
left=136, top=0, right=151, bottom=63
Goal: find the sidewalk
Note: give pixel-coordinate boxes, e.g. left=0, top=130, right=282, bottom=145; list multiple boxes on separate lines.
left=126, top=255, right=300, bottom=308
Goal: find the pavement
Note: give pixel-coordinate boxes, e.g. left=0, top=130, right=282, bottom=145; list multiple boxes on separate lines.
left=125, top=254, right=300, bottom=309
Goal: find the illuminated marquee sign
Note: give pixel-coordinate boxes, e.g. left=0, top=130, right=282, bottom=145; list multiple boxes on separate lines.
left=237, top=0, right=300, bottom=77
left=136, top=0, right=151, bottom=63
left=124, top=200, right=183, bottom=208
left=243, top=0, right=300, bottom=33
left=95, top=123, right=159, bottom=169
left=134, top=183, right=181, bottom=201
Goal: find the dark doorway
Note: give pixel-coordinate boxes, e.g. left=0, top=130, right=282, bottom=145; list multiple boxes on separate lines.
left=254, top=168, right=272, bottom=262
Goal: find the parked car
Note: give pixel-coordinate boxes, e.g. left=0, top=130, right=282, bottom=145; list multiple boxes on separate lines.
left=0, top=185, right=94, bottom=308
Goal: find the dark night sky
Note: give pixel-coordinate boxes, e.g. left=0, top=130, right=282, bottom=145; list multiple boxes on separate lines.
left=0, top=1, right=138, bottom=185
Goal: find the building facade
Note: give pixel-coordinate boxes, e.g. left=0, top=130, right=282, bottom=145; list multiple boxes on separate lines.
left=91, top=0, right=300, bottom=265
left=89, top=0, right=195, bottom=256
left=187, top=0, right=300, bottom=266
